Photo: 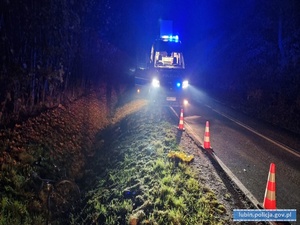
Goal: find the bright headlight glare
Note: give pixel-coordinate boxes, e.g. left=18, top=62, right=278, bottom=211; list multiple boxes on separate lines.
left=152, top=78, right=160, bottom=87
left=182, top=80, right=189, bottom=89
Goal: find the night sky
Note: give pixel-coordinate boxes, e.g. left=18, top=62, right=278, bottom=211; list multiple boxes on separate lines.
left=98, top=1, right=254, bottom=58
left=94, top=0, right=299, bottom=86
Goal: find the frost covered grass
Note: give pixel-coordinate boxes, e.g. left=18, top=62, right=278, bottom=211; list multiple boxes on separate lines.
left=74, top=105, right=229, bottom=225
left=0, top=89, right=230, bottom=224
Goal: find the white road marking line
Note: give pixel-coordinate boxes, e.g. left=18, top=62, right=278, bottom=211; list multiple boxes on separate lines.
left=213, top=153, right=261, bottom=207
left=206, top=104, right=300, bottom=158
left=169, top=106, right=266, bottom=215
left=170, top=106, right=204, bottom=147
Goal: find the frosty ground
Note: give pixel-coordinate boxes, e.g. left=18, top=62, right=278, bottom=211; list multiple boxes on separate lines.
left=73, top=99, right=258, bottom=225
left=0, top=86, right=258, bottom=225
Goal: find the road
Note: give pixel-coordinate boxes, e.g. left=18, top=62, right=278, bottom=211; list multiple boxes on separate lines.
left=179, top=91, right=300, bottom=222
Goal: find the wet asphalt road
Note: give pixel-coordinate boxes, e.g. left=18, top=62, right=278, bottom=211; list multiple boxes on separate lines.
left=177, top=91, right=300, bottom=222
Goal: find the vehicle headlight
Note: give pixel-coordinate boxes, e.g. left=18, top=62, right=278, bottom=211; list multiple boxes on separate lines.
left=182, top=80, right=189, bottom=89
left=152, top=78, right=160, bottom=88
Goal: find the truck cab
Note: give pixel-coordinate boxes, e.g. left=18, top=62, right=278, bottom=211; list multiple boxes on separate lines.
left=135, top=35, right=189, bottom=107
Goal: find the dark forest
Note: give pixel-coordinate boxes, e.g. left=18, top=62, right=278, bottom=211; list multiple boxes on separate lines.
left=1, top=0, right=300, bottom=132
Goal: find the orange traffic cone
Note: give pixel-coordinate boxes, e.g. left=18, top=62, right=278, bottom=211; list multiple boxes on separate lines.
left=178, top=109, right=185, bottom=131
left=263, top=163, right=276, bottom=209
left=204, top=121, right=211, bottom=149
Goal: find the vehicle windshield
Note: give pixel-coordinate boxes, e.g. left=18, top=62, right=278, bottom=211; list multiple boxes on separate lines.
left=154, top=51, right=185, bottom=69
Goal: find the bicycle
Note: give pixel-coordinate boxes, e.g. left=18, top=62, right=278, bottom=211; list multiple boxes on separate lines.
left=31, top=171, right=81, bottom=224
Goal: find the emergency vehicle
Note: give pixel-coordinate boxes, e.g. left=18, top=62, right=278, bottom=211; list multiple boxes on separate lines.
left=135, top=34, right=189, bottom=107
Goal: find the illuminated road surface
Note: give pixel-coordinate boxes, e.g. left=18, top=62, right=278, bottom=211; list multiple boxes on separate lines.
left=180, top=92, right=300, bottom=222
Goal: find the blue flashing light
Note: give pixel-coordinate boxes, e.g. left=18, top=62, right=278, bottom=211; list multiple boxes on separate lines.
left=161, top=35, right=170, bottom=39
left=161, top=35, right=179, bottom=43
left=176, top=82, right=181, bottom=88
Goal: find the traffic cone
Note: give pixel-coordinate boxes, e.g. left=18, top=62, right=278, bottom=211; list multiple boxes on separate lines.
left=204, top=121, right=211, bottom=149
left=263, top=163, right=276, bottom=209
left=178, top=109, right=185, bottom=131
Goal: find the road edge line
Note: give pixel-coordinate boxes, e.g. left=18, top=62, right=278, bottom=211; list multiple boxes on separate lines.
left=169, top=106, right=278, bottom=225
